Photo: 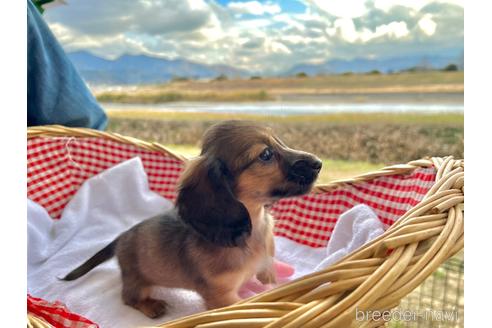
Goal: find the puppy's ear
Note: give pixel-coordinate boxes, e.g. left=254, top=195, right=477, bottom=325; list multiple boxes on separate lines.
left=176, top=156, right=251, bottom=247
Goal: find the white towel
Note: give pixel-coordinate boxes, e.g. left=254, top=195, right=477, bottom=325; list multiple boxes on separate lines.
left=275, top=204, right=385, bottom=279
left=316, top=204, right=385, bottom=269
left=28, top=157, right=385, bottom=327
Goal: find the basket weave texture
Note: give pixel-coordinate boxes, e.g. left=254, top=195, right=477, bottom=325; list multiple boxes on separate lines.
left=27, top=125, right=464, bottom=328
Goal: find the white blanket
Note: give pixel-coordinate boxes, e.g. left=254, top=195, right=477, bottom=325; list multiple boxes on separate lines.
left=275, top=204, right=385, bottom=279
left=28, top=157, right=385, bottom=327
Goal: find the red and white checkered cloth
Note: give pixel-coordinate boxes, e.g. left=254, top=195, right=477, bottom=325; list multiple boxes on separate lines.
left=27, top=136, right=436, bottom=327
left=272, top=168, right=435, bottom=247
left=28, top=137, right=184, bottom=220
left=28, top=294, right=97, bottom=328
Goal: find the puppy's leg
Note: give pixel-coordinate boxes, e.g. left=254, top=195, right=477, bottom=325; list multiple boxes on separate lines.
left=134, top=294, right=168, bottom=319
left=121, top=271, right=168, bottom=318
left=197, top=281, right=241, bottom=309
left=256, top=258, right=277, bottom=285
left=117, top=230, right=168, bottom=318
left=201, top=289, right=241, bottom=309
left=257, top=229, right=277, bottom=284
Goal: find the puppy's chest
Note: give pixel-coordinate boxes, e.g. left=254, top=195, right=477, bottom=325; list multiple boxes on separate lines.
left=205, top=214, right=273, bottom=290
left=205, top=213, right=273, bottom=277
left=243, top=214, right=273, bottom=265
left=245, top=234, right=267, bottom=262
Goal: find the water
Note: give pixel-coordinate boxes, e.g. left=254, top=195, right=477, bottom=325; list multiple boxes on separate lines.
left=103, top=102, right=463, bottom=116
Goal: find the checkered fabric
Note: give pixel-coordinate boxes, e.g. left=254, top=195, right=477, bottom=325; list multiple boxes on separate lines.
left=27, top=136, right=436, bottom=327
left=28, top=137, right=184, bottom=220
left=270, top=168, right=436, bottom=247
left=28, top=294, right=97, bottom=328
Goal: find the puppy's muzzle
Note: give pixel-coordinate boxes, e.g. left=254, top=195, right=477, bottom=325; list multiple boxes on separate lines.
left=288, top=157, right=322, bottom=185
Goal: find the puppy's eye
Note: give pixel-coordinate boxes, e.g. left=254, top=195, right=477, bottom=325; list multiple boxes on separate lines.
left=259, top=148, right=274, bottom=162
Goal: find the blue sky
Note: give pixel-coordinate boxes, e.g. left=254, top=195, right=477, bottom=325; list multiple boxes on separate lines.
left=215, top=0, right=306, bottom=13
left=44, top=0, right=464, bottom=73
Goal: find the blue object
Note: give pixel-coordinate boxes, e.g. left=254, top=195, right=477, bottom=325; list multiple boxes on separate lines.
left=27, top=0, right=107, bottom=130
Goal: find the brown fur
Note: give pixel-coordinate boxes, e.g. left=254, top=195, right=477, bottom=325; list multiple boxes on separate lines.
left=61, top=120, right=322, bottom=318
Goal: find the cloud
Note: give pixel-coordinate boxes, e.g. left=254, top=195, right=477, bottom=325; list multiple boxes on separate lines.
left=43, top=0, right=463, bottom=73
left=326, top=18, right=409, bottom=43
left=373, top=0, right=463, bottom=12
left=418, top=14, right=437, bottom=35
left=242, top=38, right=265, bottom=49
left=45, top=0, right=212, bottom=36
left=227, top=1, right=281, bottom=16
left=309, top=0, right=368, bottom=18
left=326, top=18, right=358, bottom=42
left=376, top=21, right=409, bottom=38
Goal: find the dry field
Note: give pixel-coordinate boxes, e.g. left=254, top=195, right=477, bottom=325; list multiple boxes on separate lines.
left=96, top=71, right=464, bottom=103
left=107, top=112, right=463, bottom=164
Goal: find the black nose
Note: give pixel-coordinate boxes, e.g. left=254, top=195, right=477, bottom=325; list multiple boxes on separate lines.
left=310, top=159, right=323, bottom=172
left=293, top=158, right=322, bottom=172
left=289, top=158, right=322, bottom=184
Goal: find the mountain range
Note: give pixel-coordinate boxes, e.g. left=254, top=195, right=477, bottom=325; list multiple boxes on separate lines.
left=68, top=50, right=463, bottom=86
left=285, top=53, right=463, bottom=76
left=67, top=51, right=249, bottom=85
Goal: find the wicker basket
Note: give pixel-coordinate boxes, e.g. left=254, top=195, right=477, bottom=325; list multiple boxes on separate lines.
left=27, top=125, right=464, bottom=328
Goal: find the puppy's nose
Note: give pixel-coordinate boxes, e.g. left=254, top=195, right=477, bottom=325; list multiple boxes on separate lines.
left=310, top=158, right=323, bottom=172
left=289, top=157, right=322, bottom=184
left=292, top=158, right=322, bottom=173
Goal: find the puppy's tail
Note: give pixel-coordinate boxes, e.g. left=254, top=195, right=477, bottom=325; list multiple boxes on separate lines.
left=59, top=239, right=118, bottom=281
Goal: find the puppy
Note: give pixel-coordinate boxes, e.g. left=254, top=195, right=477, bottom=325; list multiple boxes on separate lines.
left=61, top=120, right=322, bottom=318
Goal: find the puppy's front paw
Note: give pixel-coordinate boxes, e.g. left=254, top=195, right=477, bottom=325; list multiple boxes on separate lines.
left=257, top=269, right=277, bottom=285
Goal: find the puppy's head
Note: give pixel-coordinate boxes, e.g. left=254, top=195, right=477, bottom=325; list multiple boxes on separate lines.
left=176, top=120, right=322, bottom=247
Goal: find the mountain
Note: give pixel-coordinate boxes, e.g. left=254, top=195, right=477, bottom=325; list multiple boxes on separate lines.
left=67, top=51, right=249, bottom=85
left=285, top=53, right=463, bottom=76
left=68, top=50, right=464, bottom=85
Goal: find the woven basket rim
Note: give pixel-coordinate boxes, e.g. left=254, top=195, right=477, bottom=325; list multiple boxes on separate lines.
left=27, top=124, right=449, bottom=193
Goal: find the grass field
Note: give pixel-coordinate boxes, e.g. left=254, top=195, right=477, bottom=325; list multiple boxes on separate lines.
left=96, top=71, right=464, bottom=103
left=97, top=90, right=272, bottom=103
left=107, top=109, right=463, bottom=192
left=107, top=110, right=463, bottom=125
left=107, top=111, right=463, bottom=166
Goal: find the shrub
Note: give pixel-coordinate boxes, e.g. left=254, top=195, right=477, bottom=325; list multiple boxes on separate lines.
left=171, top=76, right=189, bottom=82
left=443, top=64, right=458, bottom=71
left=214, top=74, right=228, bottom=81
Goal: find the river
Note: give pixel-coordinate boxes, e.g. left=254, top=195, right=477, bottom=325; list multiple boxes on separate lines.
left=102, top=92, right=463, bottom=116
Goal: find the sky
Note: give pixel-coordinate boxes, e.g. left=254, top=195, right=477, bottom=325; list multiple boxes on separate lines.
left=43, top=0, right=464, bottom=74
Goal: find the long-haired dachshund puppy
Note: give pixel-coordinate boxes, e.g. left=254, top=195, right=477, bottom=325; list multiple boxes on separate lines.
left=61, top=120, right=322, bottom=318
